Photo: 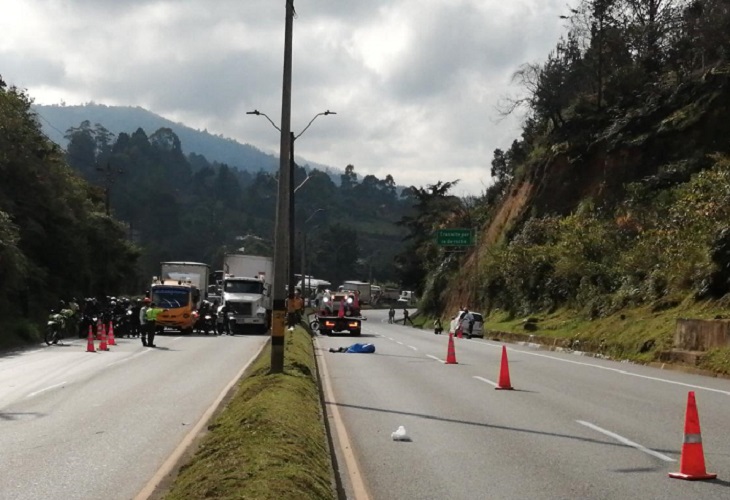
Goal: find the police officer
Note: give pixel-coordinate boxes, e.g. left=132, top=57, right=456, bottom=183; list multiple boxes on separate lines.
left=144, top=302, right=164, bottom=347
left=139, top=298, right=151, bottom=346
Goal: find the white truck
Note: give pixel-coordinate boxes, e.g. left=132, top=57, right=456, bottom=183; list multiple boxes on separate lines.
left=159, top=261, right=210, bottom=301
left=221, top=254, right=273, bottom=334
left=339, top=280, right=372, bottom=305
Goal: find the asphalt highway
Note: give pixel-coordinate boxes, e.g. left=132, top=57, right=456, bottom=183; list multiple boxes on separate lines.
left=0, top=332, right=266, bottom=500
left=317, top=309, right=730, bottom=500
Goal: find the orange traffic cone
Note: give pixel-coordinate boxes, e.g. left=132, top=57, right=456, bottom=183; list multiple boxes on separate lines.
left=86, top=325, right=96, bottom=353
left=96, top=321, right=102, bottom=340
left=669, top=391, right=716, bottom=480
left=445, top=333, right=458, bottom=364
left=495, top=345, right=514, bottom=390
left=107, top=321, right=116, bottom=346
left=457, top=327, right=463, bottom=339
left=99, top=324, right=109, bottom=351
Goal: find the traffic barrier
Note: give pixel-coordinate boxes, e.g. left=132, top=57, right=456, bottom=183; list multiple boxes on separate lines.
left=495, top=345, right=514, bottom=390
left=99, top=324, right=109, bottom=351
left=107, top=321, right=116, bottom=346
left=86, top=325, right=96, bottom=353
left=445, top=333, right=458, bottom=364
left=668, top=391, right=716, bottom=480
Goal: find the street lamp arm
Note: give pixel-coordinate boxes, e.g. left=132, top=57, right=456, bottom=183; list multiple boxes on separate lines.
left=293, top=172, right=313, bottom=194
left=295, top=110, right=336, bottom=140
left=304, top=207, right=326, bottom=224
left=246, top=110, right=281, bottom=132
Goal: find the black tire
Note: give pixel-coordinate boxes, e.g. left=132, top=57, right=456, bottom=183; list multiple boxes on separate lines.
left=309, top=321, right=320, bottom=331
left=45, top=326, right=59, bottom=345
left=350, top=329, right=361, bottom=336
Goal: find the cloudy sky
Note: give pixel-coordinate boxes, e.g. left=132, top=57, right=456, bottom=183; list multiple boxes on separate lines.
left=1, top=0, right=569, bottom=196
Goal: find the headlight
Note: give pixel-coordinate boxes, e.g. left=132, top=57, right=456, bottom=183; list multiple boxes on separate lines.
left=322, top=297, right=330, bottom=303
left=346, top=297, right=353, bottom=304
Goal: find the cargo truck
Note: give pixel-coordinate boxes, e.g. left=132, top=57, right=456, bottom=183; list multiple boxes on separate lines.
left=221, top=254, right=273, bottom=334
left=152, top=261, right=210, bottom=334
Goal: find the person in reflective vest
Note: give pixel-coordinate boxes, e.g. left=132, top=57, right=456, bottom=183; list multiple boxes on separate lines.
left=144, top=302, right=164, bottom=347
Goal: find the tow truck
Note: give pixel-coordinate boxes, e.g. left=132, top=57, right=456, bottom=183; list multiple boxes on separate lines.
left=316, top=289, right=364, bottom=336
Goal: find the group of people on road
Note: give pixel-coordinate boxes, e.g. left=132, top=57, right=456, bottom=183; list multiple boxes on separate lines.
left=388, top=306, right=414, bottom=325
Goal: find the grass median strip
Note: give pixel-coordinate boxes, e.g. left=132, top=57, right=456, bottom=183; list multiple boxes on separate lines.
left=163, top=327, right=335, bottom=500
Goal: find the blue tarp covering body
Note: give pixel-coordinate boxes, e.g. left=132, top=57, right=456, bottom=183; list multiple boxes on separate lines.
left=345, top=343, right=376, bottom=353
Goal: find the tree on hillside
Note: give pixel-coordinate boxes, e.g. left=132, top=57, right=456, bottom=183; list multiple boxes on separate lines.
left=396, top=181, right=463, bottom=293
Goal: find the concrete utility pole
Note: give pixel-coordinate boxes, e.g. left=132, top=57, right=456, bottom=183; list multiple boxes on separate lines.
left=271, top=0, right=294, bottom=374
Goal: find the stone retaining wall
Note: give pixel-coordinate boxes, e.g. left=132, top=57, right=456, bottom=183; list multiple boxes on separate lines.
left=674, top=319, right=730, bottom=351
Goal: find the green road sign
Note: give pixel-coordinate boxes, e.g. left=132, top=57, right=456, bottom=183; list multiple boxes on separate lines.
left=436, top=228, right=475, bottom=246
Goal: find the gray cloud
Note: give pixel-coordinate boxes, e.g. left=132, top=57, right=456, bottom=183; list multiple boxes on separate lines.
left=0, top=0, right=569, bottom=194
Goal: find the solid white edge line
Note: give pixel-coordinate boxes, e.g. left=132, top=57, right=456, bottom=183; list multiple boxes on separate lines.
left=26, top=381, right=68, bottom=398
left=317, top=338, right=372, bottom=500
left=576, top=420, right=676, bottom=462
left=134, top=338, right=268, bottom=500
left=473, top=376, right=498, bottom=387
left=481, top=342, right=730, bottom=397
left=427, top=355, right=445, bottom=364
left=408, top=346, right=418, bottom=351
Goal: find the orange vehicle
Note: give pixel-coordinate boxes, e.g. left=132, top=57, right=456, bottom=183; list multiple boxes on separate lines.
left=150, top=278, right=199, bottom=334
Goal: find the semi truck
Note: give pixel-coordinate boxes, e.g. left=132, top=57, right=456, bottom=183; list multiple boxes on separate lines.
left=221, top=254, right=273, bottom=334
left=152, top=261, right=210, bottom=334
left=316, top=289, right=364, bottom=336
left=339, top=280, right=372, bottom=304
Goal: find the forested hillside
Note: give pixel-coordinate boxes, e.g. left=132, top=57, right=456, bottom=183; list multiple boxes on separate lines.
left=62, top=121, right=413, bottom=287
left=398, top=0, right=730, bottom=369
left=0, top=79, right=138, bottom=346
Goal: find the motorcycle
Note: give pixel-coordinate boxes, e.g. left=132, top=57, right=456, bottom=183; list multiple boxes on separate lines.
left=78, top=312, right=99, bottom=338
left=197, top=311, right=217, bottom=335
left=45, top=311, right=66, bottom=345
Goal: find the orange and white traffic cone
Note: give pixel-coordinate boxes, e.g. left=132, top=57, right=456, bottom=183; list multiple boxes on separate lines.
left=107, top=321, right=116, bottom=346
left=668, top=391, right=716, bottom=480
left=86, top=325, right=96, bottom=353
left=495, top=345, right=514, bottom=390
left=96, top=320, right=102, bottom=340
left=445, top=333, right=458, bottom=364
left=99, top=324, right=109, bottom=351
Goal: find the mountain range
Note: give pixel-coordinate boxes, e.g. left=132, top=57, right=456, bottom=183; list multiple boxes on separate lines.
left=32, top=103, right=337, bottom=176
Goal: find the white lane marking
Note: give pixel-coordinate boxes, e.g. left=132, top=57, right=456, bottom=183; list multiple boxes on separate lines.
left=315, top=341, right=373, bottom=500
left=408, top=345, right=418, bottom=351
left=26, top=381, right=68, bottom=399
left=474, top=376, right=498, bottom=387
left=576, top=420, right=676, bottom=462
left=482, top=342, right=730, bottom=397
left=107, top=349, right=151, bottom=367
left=396, top=341, right=404, bottom=345
left=427, top=355, right=445, bottom=364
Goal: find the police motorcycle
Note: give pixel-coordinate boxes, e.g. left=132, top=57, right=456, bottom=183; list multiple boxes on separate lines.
left=46, top=302, right=75, bottom=345
left=195, top=301, right=218, bottom=335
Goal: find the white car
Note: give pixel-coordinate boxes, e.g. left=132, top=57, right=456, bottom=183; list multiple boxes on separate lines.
left=449, top=311, right=484, bottom=339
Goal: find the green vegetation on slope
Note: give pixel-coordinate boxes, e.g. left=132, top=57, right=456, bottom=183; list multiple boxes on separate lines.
left=163, top=327, right=334, bottom=500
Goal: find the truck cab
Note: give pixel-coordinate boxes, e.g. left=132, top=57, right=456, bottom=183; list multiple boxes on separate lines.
left=221, top=276, right=269, bottom=334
